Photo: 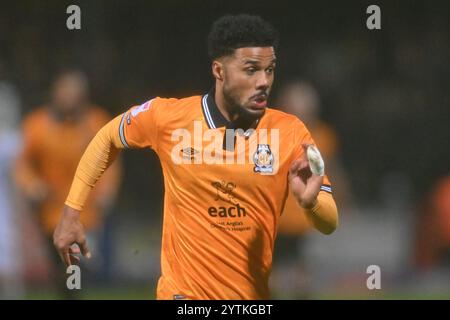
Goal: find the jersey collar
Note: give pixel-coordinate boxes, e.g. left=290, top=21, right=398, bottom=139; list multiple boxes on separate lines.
left=201, top=88, right=228, bottom=129
left=201, top=87, right=261, bottom=131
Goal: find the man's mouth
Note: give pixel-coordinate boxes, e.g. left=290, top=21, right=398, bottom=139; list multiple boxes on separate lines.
left=251, top=93, right=268, bottom=109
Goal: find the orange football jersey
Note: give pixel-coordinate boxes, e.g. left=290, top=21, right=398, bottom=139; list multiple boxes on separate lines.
left=119, top=90, right=333, bottom=299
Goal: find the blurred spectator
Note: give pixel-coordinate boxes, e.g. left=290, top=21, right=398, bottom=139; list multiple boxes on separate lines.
left=14, top=70, right=122, bottom=297
left=271, top=81, right=353, bottom=298
left=278, top=81, right=354, bottom=209
left=415, top=176, right=450, bottom=272
left=0, top=80, right=24, bottom=299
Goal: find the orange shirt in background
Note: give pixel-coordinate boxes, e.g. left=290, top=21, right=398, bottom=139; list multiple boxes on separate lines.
left=416, top=176, right=450, bottom=269
left=16, top=106, right=121, bottom=235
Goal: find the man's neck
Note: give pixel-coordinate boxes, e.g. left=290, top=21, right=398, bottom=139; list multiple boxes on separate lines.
left=214, top=83, right=236, bottom=122
left=50, top=105, right=85, bottom=123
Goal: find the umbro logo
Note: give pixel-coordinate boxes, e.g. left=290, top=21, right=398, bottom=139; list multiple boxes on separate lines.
left=180, top=147, right=200, bottom=159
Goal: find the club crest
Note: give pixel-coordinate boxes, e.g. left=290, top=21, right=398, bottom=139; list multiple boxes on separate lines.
left=253, top=144, right=274, bottom=173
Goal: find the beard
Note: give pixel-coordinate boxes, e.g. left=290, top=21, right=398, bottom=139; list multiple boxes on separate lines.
left=222, top=85, right=266, bottom=123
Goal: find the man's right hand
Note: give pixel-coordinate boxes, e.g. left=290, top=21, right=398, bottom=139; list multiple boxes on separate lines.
left=53, top=205, right=91, bottom=266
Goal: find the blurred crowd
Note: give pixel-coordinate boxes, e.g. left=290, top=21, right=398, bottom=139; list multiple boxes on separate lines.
left=0, top=1, right=449, bottom=299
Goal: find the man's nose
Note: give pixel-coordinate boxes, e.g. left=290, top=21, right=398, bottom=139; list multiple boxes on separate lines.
left=256, top=73, right=270, bottom=90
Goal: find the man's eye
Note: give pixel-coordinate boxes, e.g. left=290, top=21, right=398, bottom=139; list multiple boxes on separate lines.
left=246, top=68, right=256, bottom=75
left=266, top=67, right=275, bottom=74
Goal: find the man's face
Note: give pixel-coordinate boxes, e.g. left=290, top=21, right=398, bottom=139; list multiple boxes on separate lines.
left=279, top=83, right=319, bottom=126
left=220, top=47, right=276, bottom=119
left=51, top=73, right=88, bottom=115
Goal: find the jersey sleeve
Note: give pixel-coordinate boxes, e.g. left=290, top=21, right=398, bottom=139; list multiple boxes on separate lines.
left=119, top=97, right=165, bottom=151
left=291, top=118, right=333, bottom=194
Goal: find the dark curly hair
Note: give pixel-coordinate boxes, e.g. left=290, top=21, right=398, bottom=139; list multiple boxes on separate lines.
left=207, top=14, right=278, bottom=60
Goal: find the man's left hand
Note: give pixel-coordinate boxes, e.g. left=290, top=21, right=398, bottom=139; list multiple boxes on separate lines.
left=288, top=144, right=324, bottom=209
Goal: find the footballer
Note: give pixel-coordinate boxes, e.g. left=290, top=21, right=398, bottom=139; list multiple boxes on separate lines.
left=53, top=14, right=338, bottom=300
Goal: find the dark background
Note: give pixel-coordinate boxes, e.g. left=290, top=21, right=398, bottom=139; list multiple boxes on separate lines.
left=1, top=0, right=449, bottom=298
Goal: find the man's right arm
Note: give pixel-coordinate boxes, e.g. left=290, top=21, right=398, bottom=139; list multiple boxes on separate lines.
left=55, top=98, right=163, bottom=266
left=64, top=114, right=125, bottom=211
left=54, top=114, right=126, bottom=266
left=14, top=114, right=48, bottom=203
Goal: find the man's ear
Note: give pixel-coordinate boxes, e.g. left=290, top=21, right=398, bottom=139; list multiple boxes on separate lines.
left=212, top=60, right=224, bottom=81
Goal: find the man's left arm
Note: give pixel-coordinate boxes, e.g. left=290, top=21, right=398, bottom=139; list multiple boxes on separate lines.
left=289, top=120, right=339, bottom=235
left=304, top=191, right=338, bottom=235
